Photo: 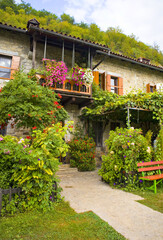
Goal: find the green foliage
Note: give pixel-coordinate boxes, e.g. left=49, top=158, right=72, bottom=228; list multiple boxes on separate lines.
left=0, top=135, right=29, bottom=189
left=99, top=128, right=152, bottom=189
left=0, top=123, right=70, bottom=214
left=0, top=1, right=163, bottom=66
left=145, top=130, right=153, bottom=145
left=154, top=127, right=163, bottom=161
left=82, top=85, right=163, bottom=126
left=0, top=70, right=68, bottom=132
left=68, top=136, right=96, bottom=171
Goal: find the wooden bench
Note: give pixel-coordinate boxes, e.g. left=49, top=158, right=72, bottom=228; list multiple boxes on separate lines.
left=137, top=160, right=163, bottom=193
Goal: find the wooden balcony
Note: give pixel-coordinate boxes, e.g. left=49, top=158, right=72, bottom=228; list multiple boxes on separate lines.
left=37, top=75, right=93, bottom=108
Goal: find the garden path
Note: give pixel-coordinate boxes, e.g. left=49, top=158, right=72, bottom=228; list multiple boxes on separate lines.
left=58, top=165, right=163, bottom=240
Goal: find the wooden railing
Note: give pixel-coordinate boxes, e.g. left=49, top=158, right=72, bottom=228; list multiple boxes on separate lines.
left=50, top=80, right=92, bottom=96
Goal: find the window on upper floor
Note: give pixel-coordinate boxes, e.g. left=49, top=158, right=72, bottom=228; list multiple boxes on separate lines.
left=0, top=55, right=20, bottom=80
left=146, top=83, right=156, bottom=93
left=93, top=71, right=123, bottom=95
left=0, top=55, right=12, bottom=79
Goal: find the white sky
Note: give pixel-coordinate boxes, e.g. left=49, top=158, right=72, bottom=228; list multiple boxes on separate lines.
left=15, top=0, right=163, bottom=52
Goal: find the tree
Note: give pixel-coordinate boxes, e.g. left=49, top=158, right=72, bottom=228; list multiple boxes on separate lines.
left=60, top=13, right=75, bottom=24
left=0, top=70, right=68, bottom=132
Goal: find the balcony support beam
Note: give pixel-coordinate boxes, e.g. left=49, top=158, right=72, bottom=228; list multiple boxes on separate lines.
left=43, top=35, right=47, bottom=59
left=88, top=47, right=90, bottom=68
left=62, top=40, right=64, bottom=62
left=72, top=42, right=75, bottom=67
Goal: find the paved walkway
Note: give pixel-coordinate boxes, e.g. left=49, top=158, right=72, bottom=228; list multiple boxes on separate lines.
left=58, top=166, right=163, bottom=240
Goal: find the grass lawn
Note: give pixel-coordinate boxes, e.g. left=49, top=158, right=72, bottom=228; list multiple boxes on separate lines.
left=0, top=201, right=126, bottom=240
left=131, top=186, right=163, bottom=213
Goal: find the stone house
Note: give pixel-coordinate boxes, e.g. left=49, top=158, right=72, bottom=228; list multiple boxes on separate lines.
left=0, top=18, right=163, bottom=155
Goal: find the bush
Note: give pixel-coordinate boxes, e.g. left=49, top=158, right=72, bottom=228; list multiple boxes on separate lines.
left=68, top=136, right=96, bottom=171
left=99, top=128, right=152, bottom=189
left=154, top=127, right=163, bottom=161
left=0, top=123, right=70, bottom=214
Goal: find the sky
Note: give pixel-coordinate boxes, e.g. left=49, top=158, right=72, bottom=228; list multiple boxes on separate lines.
left=15, top=0, right=163, bottom=52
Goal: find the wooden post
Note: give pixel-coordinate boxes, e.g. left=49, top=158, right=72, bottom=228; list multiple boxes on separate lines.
left=90, top=53, right=93, bottom=70
left=72, top=42, right=75, bottom=67
left=88, top=47, right=90, bottom=68
left=44, top=35, right=47, bottom=59
left=127, top=106, right=130, bottom=128
left=62, top=40, right=64, bottom=62
left=9, top=187, right=12, bottom=201
left=32, top=33, right=36, bottom=69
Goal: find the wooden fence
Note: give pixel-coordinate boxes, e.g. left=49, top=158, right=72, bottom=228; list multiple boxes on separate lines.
left=0, top=181, right=57, bottom=216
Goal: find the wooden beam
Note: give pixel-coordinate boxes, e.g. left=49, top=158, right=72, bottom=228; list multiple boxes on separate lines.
left=62, top=40, right=64, bottom=62
left=32, top=33, right=36, bottom=69
left=43, top=35, right=47, bottom=59
left=72, top=42, right=75, bottom=67
left=88, top=47, right=90, bottom=68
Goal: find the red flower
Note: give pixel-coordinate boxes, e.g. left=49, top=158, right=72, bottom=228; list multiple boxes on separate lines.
left=57, top=105, right=61, bottom=109
left=54, top=101, right=59, bottom=105
left=36, top=95, right=38, bottom=97
left=8, top=114, right=11, bottom=117
left=39, top=118, right=42, bottom=120
left=26, top=136, right=31, bottom=139
left=32, top=95, right=35, bottom=97
left=32, top=126, right=37, bottom=130
left=58, top=93, right=62, bottom=99
left=0, top=88, right=2, bottom=92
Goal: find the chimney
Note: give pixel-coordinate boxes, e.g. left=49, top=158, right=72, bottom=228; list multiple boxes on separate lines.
left=27, top=18, right=40, bottom=29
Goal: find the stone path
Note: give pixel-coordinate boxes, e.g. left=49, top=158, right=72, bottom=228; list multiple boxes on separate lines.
left=58, top=165, right=163, bottom=240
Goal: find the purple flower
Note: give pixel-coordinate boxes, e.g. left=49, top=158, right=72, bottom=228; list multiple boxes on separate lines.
left=119, top=133, right=121, bottom=135
left=127, top=146, right=129, bottom=148
left=50, top=196, right=52, bottom=200
left=142, top=161, right=144, bottom=163
left=38, top=158, right=40, bottom=161
left=139, top=179, right=143, bottom=183
left=113, top=183, right=116, bottom=185
left=129, top=135, right=131, bottom=137
left=0, top=137, right=3, bottom=141
left=124, top=155, right=126, bottom=158
left=128, top=141, right=129, bottom=142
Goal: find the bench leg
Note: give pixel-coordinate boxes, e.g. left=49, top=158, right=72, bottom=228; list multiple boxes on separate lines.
left=154, top=180, right=157, bottom=194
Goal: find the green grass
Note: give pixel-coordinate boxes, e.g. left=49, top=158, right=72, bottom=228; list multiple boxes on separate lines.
left=0, top=201, right=126, bottom=240
left=131, top=186, right=163, bottom=213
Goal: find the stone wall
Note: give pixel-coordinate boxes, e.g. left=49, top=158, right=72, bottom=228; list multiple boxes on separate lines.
left=94, top=55, right=163, bottom=94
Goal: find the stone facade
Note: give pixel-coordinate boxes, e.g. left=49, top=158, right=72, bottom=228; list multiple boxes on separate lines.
left=0, top=25, right=163, bottom=165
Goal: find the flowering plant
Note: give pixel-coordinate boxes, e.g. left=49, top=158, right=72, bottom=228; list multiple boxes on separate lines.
left=69, top=65, right=94, bottom=86
left=99, top=127, right=152, bottom=189
left=42, top=58, right=68, bottom=86
left=68, top=136, right=96, bottom=171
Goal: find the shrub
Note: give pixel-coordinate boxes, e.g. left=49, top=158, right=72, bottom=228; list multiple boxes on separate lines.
left=68, top=136, right=96, bottom=171
left=154, top=127, right=163, bottom=161
left=0, top=123, right=70, bottom=214
left=99, top=128, right=152, bottom=189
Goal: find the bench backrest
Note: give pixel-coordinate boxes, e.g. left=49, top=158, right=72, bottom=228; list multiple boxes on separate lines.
left=137, top=160, right=163, bottom=173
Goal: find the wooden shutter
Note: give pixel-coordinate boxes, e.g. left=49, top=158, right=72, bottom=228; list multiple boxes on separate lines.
left=106, top=74, right=111, bottom=92
left=146, top=83, right=150, bottom=93
left=118, top=77, right=123, bottom=95
left=93, top=71, right=99, bottom=85
left=10, top=56, right=20, bottom=79
left=101, top=72, right=105, bottom=90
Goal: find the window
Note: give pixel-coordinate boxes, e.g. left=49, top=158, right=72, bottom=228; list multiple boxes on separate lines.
left=93, top=71, right=105, bottom=90
left=0, top=55, right=12, bottom=79
left=106, top=74, right=123, bottom=95
left=111, top=77, right=118, bottom=94
left=93, top=71, right=123, bottom=95
left=146, top=83, right=156, bottom=93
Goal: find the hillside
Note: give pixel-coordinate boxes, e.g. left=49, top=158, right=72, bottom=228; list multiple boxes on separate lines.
left=0, top=0, right=163, bottom=67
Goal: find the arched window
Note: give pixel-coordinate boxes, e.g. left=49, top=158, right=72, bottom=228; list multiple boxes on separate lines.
left=65, top=82, right=71, bottom=90
left=80, top=85, right=86, bottom=92
left=56, top=82, right=63, bottom=89
left=73, top=84, right=79, bottom=91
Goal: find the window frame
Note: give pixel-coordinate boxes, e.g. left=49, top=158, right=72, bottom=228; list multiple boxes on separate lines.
left=0, top=55, right=12, bottom=80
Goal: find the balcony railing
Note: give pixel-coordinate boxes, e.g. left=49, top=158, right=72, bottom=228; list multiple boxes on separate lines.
left=51, top=80, right=91, bottom=96
left=37, top=74, right=92, bottom=96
